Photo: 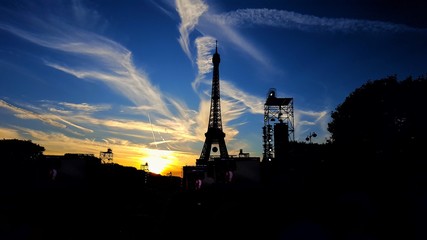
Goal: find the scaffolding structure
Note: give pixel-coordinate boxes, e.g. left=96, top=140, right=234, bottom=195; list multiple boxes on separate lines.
left=140, top=162, right=149, bottom=172
left=99, top=148, right=113, bottom=164
left=262, top=88, right=294, bottom=162
left=141, top=162, right=149, bottom=184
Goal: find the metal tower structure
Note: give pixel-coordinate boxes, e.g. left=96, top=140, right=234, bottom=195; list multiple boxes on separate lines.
left=197, top=41, right=229, bottom=165
left=262, top=88, right=294, bottom=162
left=140, top=162, right=149, bottom=184
left=140, top=162, right=149, bottom=172
left=99, top=148, right=113, bottom=164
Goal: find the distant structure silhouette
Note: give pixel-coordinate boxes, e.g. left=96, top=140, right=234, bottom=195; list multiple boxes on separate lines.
left=262, top=88, right=294, bottom=162
left=140, top=162, right=149, bottom=172
left=197, top=40, right=229, bottom=164
left=99, top=148, right=113, bottom=164
left=141, top=162, right=149, bottom=184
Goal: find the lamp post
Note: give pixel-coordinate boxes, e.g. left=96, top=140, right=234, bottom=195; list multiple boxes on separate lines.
left=306, top=132, right=317, bottom=143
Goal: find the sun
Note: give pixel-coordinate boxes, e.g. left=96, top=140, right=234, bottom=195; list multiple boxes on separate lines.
left=141, top=148, right=174, bottom=175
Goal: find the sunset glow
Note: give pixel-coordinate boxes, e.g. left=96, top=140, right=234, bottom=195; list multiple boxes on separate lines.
left=140, top=148, right=174, bottom=175
left=1, top=0, right=426, bottom=177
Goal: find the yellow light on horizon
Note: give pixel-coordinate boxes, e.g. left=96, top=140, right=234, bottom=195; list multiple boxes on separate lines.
left=140, top=148, right=175, bottom=175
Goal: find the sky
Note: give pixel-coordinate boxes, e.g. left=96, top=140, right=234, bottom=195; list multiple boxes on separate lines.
left=1, top=0, right=426, bottom=176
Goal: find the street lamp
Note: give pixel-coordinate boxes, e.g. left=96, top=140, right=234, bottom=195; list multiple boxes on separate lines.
left=306, top=132, right=317, bottom=143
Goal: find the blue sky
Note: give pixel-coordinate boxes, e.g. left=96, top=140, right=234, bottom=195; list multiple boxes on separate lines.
left=1, top=0, right=426, bottom=176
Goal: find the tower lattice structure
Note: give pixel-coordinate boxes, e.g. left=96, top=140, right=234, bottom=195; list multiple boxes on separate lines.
left=262, top=88, right=294, bottom=162
left=197, top=41, right=229, bottom=164
left=99, top=148, right=113, bottom=164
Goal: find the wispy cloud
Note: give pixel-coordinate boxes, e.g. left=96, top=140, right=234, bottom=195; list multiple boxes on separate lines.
left=0, top=127, right=21, bottom=139
left=295, top=109, right=330, bottom=142
left=0, top=98, right=201, bottom=153
left=44, top=57, right=171, bottom=117
left=0, top=99, right=95, bottom=133
left=176, top=1, right=272, bottom=75
left=178, top=3, right=426, bottom=94
left=0, top=98, right=199, bottom=175
left=201, top=15, right=273, bottom=70
left=176, top=0, right=209, bottom=61
left=193, top=36, right=215, bottom=91
left=212, top=8, right=426, bottom=33
left=0, top=2, right=171, bottom=117
left=0, top=99, right=66, bottom=129
left=59, top=102, right=111, bottom=112
left=0, top=1, right=213, bottom=150
left=221, top=81, right=264, bottom=115
left=192, top=37, right=264, bottom=113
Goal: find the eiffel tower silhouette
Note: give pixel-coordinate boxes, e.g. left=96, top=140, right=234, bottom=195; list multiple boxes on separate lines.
left=197, top=41, right=229, bottom=165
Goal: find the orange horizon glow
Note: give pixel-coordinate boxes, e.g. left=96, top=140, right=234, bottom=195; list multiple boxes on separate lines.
left=1, top=130, right=199, bottom=178
left=139, top=148, right=176, bottom=175
left=43, top=142, right=199, bottom=177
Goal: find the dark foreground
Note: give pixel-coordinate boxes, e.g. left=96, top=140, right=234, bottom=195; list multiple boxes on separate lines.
left=1, top=178, right=427, bottom=240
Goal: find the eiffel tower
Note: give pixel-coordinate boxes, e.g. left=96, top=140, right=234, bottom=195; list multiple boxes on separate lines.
left=197, top=41, right=229, bottom=165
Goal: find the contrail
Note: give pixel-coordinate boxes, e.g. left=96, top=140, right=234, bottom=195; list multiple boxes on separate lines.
left=147, top=113, right=157, bottom=149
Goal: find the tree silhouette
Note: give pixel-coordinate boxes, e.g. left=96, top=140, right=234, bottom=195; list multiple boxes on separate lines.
left=328, top=75, right=427, bottom=159
left=321, top=74, right=427, bottom=196
left=0, top=139, right=45, bottom=188
left=0, top=138, right=45, bottom=161
left=323, top=75, right=427, bottom=239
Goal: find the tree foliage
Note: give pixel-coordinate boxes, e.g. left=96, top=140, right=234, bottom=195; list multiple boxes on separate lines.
left=0, top=138, right=45, bottom=168
left=327, top=75, right=427, bottom=157
left=0, top=139, right=46, bottom=189
left=0, top=138, right=45, bottom=162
